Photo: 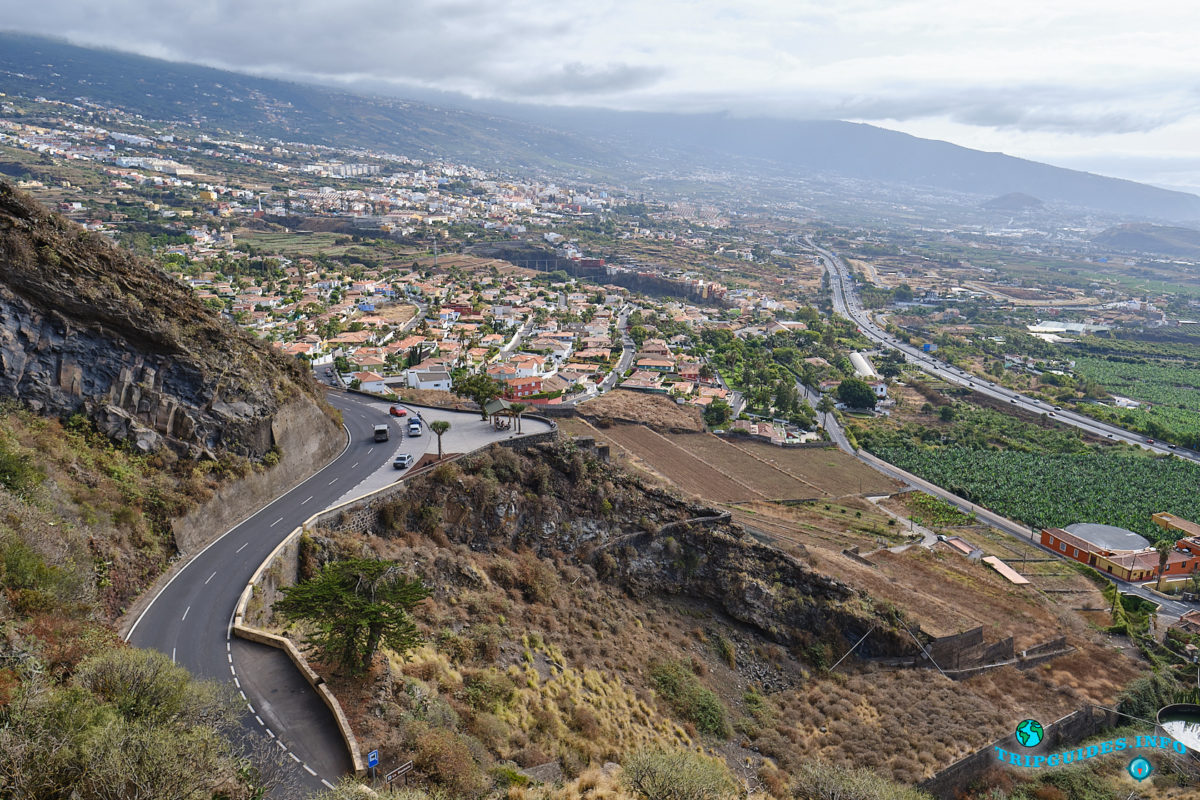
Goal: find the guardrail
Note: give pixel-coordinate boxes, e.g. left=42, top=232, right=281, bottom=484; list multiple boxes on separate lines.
left=231, top=419, right=555, bottom=778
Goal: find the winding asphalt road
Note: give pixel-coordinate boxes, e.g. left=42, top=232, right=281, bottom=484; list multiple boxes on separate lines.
left=124, top=390, right=552, bottom=793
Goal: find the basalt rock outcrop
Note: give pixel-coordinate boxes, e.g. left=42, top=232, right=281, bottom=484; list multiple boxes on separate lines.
left=0, top=181, right=330, bottom=459
left=349, top=442, right=917, bottom=664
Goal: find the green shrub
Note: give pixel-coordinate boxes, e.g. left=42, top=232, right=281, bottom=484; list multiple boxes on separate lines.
left=0, top=439, right=44, bottom=496
left=462, top=669, right=517, bottom=713
left=713, top=635, right=736, bottom=669
left=793, top=761, right=933, bottom=800
left=649, top=660, right=730, bottom=737
left=622, top=748, right=737, bottom=800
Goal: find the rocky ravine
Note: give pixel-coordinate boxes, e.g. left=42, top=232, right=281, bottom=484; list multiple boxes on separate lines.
left=0, top=180, right=330, bottom=459
left=316, top=442, right=917, bottom=665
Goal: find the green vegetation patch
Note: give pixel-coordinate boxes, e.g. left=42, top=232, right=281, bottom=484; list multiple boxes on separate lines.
left=649, top=660, right=730, bottom=738
left=869, top=447, right=1200, bottom=542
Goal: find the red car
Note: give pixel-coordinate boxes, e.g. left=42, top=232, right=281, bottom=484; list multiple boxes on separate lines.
left=389, top=405, right=407, bottom=417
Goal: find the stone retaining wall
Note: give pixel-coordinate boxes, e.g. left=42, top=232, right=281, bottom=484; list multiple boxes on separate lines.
left=918, top=705, right=1119, bottom=798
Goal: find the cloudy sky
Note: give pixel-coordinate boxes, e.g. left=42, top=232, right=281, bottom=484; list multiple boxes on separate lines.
left=6, top=1, right=1200, bottom=191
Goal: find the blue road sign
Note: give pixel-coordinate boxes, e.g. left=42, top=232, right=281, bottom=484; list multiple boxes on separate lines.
left=367, top=750, right=379, bottom=769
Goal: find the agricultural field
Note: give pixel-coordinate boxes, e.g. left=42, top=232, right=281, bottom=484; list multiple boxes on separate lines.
left=577, top=390, right=705, bottom=432
left=1072, top=355, right=1200, bottom=445
left=727, top=438, right=900, bottom=496
left=868, top=446, right=1200, bottom=541
left=666, top=433, right=826, bottom=499
left=233, top=229, right=372, bottom=257
left=596, top=424, right=764, bottom=502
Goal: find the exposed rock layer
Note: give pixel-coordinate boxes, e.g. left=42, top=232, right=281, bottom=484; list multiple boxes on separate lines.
left=0, top=181, right=331, bottom=459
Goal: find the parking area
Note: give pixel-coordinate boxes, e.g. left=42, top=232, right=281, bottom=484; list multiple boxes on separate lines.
left=332, top=398, right=554, bottom=504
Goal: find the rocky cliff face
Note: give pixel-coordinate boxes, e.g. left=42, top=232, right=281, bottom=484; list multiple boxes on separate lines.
left=360, top=442, right=915, bottom=663
left=0, top=181, right=329, bottom=459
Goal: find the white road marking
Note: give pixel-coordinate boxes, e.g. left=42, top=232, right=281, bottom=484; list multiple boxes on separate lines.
left=230, top=664, right=236, bottom=675
left=171, top=648, right=175, bottom=663
left=239, top=690, right=246, bottom=700
left=181, top=606, right=190, bottom=622
left=289, top=753, right=301, bottom=763
left=277, top=741, right=287, bottom=751
left=304, top=765, right=317, bottom=776
left=205, top=571, right=217, bottom=585
left=123, top=421, right=352, bottom=645
left=322, top=780, right=335, bottom=789
left=270, top=517, right=283, bottom=527
left=227, top=653, right=232, bottom=663
left=266, top=728, right=275, bottom=738
left=351, top=462, right=358, bottom=468
left=255, top=715, right=264, bottom=726
left=234, top=677, right=240, bottom=689
left=328, top=477, right=338, bottom=485
left=301, top=495, right=312, bottom=505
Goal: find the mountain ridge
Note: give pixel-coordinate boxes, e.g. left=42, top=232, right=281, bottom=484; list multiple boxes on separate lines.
left=2, top=32, right=1198, bottom=221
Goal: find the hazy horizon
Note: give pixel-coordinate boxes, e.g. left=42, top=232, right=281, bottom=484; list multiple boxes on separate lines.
left=3, top=2, right=1199, bottom=194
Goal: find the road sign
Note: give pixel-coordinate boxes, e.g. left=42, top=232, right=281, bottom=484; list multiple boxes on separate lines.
left=386, top=761, right=414, bottom=784
left=367, top=750, right=379, bottom=769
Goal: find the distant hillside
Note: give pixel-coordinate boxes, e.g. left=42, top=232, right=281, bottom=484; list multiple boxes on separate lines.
left=0, top=33, right=617, bottom=175
left=1093, top=223, right=1200, bottom=257
left=3, top=33, right=1199, bottom=220
left=981, top=192, right=1044, bottom=211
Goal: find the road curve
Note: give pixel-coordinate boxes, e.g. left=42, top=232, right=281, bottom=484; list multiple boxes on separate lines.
left=804, top=237, right=1195, bottom=617
left=808, top=236, right=1200, bottom=464
left=126, top=390, right=553, bottom=793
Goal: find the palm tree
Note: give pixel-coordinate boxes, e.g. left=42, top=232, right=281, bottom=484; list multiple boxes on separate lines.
left=508, top=402, right=527, bottom=434
left=1156, top=539, right=1175, bottom=591
left=430, top=420, right=450, bottom=460
left=817, top=395, right=836, bottom=425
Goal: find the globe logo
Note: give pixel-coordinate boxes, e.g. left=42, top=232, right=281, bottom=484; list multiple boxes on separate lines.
left=1015, top=719, right=1044, bottom=748
left=1128, top=756, right=1152, bottom=781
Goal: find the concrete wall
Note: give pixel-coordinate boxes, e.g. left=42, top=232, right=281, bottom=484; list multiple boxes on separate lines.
left=919, top=705, right=1119, bottom=799
left=173, top=394, right=344, bottom=553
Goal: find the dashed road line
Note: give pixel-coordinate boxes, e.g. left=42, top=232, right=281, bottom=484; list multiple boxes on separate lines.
left=304, top=765, right=317, bottom=776
left=300, top=495, right=312, bottom=505
left=181, top=606, right=191, bottom=622
left=205, top=571, right=217, bottom=584
left=255, top=715, right=264, bottom=726
left=270, top=517, right=283, bottom=527
left=236, top=541, right=249, bottom=554
left=322, top=779, right=335, bottom=789
left=171, top=647, right=175, bottom=663
left=329, top=477, right=338, bottom=485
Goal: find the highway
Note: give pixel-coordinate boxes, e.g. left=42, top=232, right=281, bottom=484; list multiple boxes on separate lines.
left=804, top=236, right=1196, bottom=617
left=807, top=236, right=1200, bottom=463
left=125, top=389, right=554, bottom=793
